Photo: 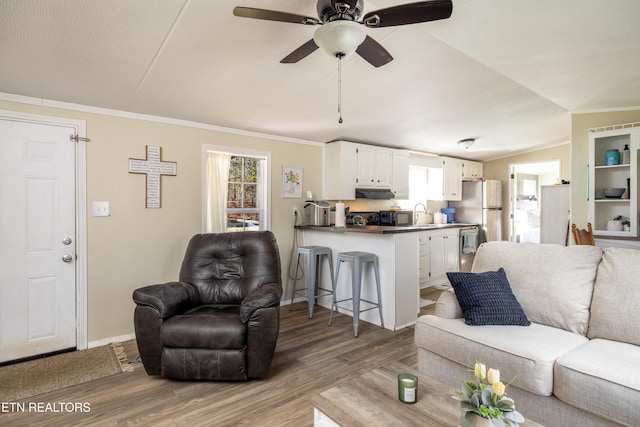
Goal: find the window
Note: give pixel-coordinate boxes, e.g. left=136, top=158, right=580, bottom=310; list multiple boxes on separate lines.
left=397, top=165, right=428, bottom=210
left=227, top=156, right=262, bottom=231
left=203, top=145, right=270, bottom=233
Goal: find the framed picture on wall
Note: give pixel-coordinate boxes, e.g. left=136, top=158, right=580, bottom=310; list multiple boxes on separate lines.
left=282, top=166, right=303, bottom=198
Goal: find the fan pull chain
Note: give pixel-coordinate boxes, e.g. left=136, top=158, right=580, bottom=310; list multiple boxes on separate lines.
left=337, top=53, right=344, bottom=124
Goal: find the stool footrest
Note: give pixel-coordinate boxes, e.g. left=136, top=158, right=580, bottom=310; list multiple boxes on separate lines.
left=292, top=288, right=333, bottom=299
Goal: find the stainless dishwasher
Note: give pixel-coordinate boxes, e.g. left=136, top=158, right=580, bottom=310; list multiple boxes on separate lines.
left=459, top=225, right=480, bottom=272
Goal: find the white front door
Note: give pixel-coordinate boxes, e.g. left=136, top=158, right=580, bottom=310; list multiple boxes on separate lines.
left=0, top=117, right=78, bottom=363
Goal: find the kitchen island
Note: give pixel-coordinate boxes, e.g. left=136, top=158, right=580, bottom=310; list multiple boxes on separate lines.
left=296, top=223, right=476, bottom=331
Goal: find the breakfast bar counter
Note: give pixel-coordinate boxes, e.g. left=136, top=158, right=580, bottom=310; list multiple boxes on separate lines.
left=297, top=223, right=476, bottom=331
left=296, top=223, right=475, bottom=234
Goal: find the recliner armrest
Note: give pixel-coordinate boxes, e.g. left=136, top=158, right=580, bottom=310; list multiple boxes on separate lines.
left=240, top=283, right=282, bottom=322
left=133, top=282, right=199, bottom=320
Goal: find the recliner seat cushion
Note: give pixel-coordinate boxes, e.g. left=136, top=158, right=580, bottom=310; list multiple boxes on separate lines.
left=161, top=305, right=246, bottom=349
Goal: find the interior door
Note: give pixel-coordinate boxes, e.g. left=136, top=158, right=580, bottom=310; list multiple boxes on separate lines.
left=0, top=117, right=77, bottom=363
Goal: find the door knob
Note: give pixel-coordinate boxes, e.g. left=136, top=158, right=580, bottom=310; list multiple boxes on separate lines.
left=62, top=254, right=73, bottom=263
left=62, top=237, right=72, bottom=245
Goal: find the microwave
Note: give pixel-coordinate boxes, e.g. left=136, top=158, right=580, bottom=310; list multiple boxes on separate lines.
left=379, top=210, right=413, bottom=226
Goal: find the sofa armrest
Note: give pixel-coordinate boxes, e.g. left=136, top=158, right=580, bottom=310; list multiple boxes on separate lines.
left=240, top=283, right=282, bottom=323
left=132, top=282, right=198, bottom=320
left=435, top=289, right=463, bottom=319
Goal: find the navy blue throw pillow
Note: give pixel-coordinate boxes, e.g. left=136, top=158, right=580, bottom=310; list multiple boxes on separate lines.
left=447, top=268, right=530, bottom=326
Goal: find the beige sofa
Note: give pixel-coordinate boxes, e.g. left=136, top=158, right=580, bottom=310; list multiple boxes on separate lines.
left=414, top=242, right=640, bottom=427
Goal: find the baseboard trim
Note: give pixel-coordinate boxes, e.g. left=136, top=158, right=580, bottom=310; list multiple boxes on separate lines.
left=88, top=333, right=136, bottom=349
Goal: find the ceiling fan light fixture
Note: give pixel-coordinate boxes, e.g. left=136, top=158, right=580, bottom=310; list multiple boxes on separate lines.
left=313, top=20, right=366, bottom=57
left=458, top=138, right=475, bottom=149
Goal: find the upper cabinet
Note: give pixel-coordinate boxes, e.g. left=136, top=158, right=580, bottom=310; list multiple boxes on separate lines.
left=356, top=145, right=393, bottom=188
left=427, top=157, right=463, bottom=201
left=392, top=150, right=410, bottom=200
left=323, top=141, right=409, bottom=200
left=588, top=124, right=640, bottom=237
left=462, top=160, right=483, bottom=181
left=324, top=141, right=358, bottom=200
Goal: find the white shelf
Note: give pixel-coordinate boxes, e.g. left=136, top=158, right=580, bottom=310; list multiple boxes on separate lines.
left=588, top=125, right=639, bottom=238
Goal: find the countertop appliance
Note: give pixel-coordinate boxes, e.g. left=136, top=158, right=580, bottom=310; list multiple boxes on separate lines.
left=349, top=210, right=413, bottom=226
left=304, top=200, right=330, bottom=226
left=459, top=225, right=480, bottom=272
left=449, top=180, right=502, bottom=242
left=379, top=210, right=413, bottom=226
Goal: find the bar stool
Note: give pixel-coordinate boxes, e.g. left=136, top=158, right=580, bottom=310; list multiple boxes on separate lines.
left=289, top=246, right=335, bottom=319
left=329, top=251, right=384, bottom=337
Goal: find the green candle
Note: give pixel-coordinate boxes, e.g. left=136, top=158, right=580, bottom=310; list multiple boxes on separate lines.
left=397, top=373, right=418, bottom=403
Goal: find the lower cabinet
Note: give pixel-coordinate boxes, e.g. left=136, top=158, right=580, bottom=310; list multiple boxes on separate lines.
left=419, top=228, right=459, bottom=287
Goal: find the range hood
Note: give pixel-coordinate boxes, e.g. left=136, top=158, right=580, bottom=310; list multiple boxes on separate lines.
left=355, top=188, right=395, bottom=199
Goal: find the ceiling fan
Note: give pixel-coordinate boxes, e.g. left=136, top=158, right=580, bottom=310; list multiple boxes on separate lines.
left=233, top=0, right=453, bottom=68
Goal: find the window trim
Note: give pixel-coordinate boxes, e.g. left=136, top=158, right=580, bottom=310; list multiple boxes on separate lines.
left=202, top=144, right=271, bottom=232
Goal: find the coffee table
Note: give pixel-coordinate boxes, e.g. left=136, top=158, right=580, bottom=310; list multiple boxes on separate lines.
left=310, top=361, right=544, bottom=427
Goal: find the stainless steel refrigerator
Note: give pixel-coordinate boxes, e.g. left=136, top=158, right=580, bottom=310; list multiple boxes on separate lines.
left=450, top=180, right=503, bottom=243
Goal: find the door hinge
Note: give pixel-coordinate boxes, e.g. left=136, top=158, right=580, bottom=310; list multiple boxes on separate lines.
left=70, top=134, right=91, bottom=143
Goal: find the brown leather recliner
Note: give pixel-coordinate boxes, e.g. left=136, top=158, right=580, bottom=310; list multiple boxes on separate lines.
left=132, top=231, right=282, bottom=380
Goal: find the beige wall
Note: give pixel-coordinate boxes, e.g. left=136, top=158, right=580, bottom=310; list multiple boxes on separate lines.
left=570, top=109, right=640, bottom=228
left=483, top=144, right=571, bottom=240
left=0, top=99, right=323, bottom=344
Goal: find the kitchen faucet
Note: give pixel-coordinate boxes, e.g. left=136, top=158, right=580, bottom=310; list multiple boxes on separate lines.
left=413, top=203, right=427, bottom=225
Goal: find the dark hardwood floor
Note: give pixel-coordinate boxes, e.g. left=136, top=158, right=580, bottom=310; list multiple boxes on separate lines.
left=1, top=288, right=443, bottom=427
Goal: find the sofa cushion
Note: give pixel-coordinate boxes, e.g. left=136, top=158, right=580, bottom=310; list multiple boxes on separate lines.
left=588, top=247, right=640, bottom=346
left=472, top=242, right=602, bottom=335
left=415, top=315, right=588, bottom=396
left=555, top=339, right=640, bottom=426
left=447, top=268, right=530, bottom=326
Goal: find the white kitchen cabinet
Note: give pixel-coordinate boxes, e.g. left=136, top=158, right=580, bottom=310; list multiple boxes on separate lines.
left=391, top=150, right=410, bottom=199
left=419, top=228, right=459, bottom=287
left=427, top=157, right=463, bottom=201
left=462, top=160, right=483, bottom=181
left=324, top=141, right=406, bottom=200
left=588, top=124, right=640, bottom=237
left=323, top=140, right=358, bottom=200
left=356, top=145, right=393, bottom=188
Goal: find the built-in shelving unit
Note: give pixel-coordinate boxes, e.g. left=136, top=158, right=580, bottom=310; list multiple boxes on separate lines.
left=588, top=123, right=640, bottom=237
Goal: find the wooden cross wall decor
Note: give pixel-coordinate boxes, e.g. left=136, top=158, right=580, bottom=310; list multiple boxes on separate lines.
left=128, top=145, right=177, bottom=208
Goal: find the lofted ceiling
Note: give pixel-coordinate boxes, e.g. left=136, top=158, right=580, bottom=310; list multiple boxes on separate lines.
left=0, top=0, right=639, bottom=161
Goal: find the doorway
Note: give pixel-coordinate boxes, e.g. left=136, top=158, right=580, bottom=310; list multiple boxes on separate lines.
left=509, top=160, right=561, bottom=243
left=0, top=110, right=87, bottom=363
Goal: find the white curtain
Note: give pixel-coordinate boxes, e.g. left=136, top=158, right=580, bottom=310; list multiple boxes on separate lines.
left=206, top=151, right=231, bottom=233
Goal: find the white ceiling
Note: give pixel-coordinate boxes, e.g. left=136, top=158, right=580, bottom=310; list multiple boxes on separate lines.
left=1, top=0, right=639, bottom=161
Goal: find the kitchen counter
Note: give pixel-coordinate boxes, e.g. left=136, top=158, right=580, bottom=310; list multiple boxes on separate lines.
left=296, top=223, right=478, bottom=234
left=297, top=223, right=477, bottom=332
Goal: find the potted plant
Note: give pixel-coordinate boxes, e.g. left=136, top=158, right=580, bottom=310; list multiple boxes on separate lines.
left=453, top=362, right=525, bottom=427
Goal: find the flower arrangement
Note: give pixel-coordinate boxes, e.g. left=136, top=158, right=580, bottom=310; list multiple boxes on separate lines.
left=452, top=362, right=525, bottom=427
left=284, top=170, right=300, bottom=184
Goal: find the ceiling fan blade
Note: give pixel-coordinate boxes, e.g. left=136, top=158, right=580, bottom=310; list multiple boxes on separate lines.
left=356, top=35, right=393, bottom=68
left=280, top=39, right=320, bottom=63
left=233, top=7, right=320, bottom=25
left=362, top=0, right=453, bottom=28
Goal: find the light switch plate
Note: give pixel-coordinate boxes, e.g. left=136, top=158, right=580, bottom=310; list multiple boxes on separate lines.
left=92, top=201, right=111, bottom=217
